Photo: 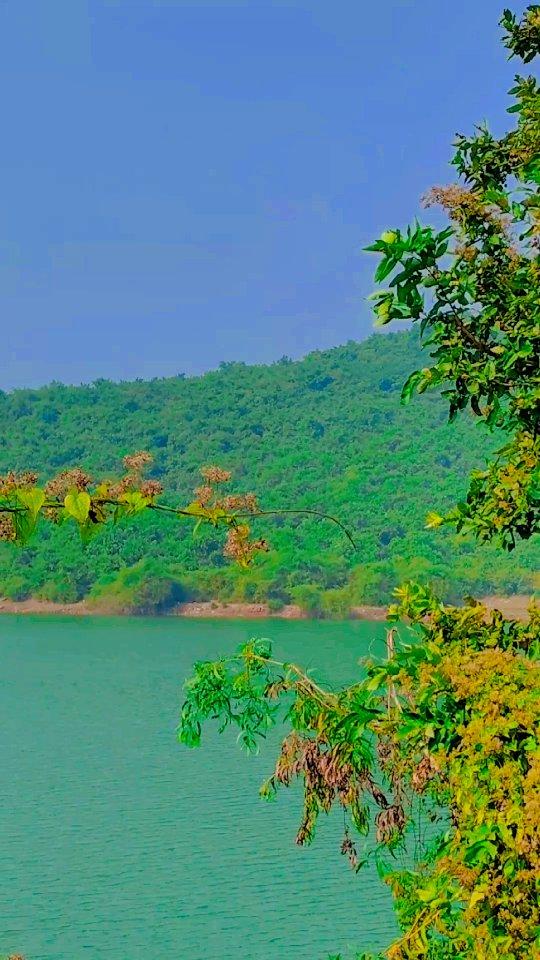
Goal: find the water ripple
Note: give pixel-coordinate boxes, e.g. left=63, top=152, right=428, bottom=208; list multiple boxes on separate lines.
left=0, top=616, right=396, bottom=959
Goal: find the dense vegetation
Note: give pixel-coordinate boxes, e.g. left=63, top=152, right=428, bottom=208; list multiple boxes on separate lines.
left=180, top=8, right=540, bottom=960
left=0, top=7, right=538, bottom=960
left=0, top=331, right=537, bottom=612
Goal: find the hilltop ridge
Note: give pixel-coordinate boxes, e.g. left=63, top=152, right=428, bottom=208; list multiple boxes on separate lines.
left=0, top=331, right=537, bottom=613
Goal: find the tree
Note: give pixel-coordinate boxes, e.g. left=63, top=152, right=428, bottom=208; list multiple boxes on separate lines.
left=179, top=9, right=540, bottom=959
left=366, top=8, right=539, bottom=551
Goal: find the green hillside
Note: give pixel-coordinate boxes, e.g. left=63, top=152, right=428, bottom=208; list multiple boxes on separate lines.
left=0, top=331, right=537, bottom=613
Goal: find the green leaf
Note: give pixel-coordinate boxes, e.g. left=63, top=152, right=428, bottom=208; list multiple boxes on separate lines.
left=118, top=490, right=150, bottom=516
left=64, top=490, right=91, bottom=523
left=80, top=518, right=101, bottom=545
left=363, top=240, right=386, bottom=252
left=426, top=512, right=444, bottom=529
left=11, top=487, right=46, bottom=543
left=16, top=487, right=45, bottom=519
left=464, top=839, right=498, bottom=865
left=185, top=500, right=210, bottom=518
left=523, top=157, right=540, bottom=185
left=374, top=257, right=397, bottom=283
left=401, top=369, right=425, bottom=405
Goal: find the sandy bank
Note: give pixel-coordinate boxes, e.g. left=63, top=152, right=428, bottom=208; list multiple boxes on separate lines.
left=0, top=596, right=535, bottom=621
left=173, top=601, right=388, bottom=620
left=0, top=598, right=95, bottom=616
left=480, top=595, right=536, bottom=621
left=171, top=601, right=309, bottom=619
left=0, top=598, right=387, bottom=620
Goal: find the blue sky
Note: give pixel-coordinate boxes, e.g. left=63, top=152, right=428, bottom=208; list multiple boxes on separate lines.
left=0, top=0, right=529, bottom=388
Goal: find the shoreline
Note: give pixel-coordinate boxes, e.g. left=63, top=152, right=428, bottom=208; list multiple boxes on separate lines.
left=0, top=598, right=388, bottom=621
left=0, top=595, right=534, bottom=621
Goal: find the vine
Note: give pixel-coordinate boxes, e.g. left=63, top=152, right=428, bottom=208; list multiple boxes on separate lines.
left=0, top=452, right=353, bottom=565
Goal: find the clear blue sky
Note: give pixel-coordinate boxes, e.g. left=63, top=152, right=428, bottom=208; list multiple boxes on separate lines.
left=0, top=0, right=529, bottom=389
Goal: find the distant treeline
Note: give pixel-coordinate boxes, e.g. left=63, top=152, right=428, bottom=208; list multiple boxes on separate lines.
left=0, top=331, right=537, bottom=614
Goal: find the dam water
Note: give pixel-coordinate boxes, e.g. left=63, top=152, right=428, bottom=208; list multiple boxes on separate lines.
left=0, top=615, right=398, bottom=959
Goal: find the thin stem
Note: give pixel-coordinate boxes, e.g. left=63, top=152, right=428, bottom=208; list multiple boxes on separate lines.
left=0, top=499, right=357, bottom=548
left=146, top=502, right=205, bottom=519
left=258, top=655, right=341, bottom=707
left=244, top=509, right=357, bottom=548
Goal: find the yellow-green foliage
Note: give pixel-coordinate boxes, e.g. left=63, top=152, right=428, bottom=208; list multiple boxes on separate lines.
left=380, top=588, right=540, bottom=959
left=178, top=590, right=539, bottom=959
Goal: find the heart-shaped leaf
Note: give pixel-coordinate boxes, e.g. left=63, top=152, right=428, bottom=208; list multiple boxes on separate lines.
left=64, top=490, right=91, bottom=524
left=16, top=487, right=45, bottom=519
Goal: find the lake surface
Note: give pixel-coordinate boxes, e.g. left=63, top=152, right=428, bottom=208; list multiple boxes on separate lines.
left=0, top=616, right=397, bottom=960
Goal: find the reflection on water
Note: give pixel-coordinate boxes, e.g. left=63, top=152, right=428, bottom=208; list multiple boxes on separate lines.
left=0, top=616, right=397, bottom=959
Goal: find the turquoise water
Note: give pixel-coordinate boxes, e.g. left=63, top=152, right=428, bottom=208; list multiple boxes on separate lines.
left=0, top=615, right=397, bottom=959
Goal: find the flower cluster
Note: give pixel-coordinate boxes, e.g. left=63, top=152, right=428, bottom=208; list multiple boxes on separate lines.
left=44, top=468, right=91, bottom=499
left=422, top=184, right=484, bottom=217
left=122, top=451, right=153, bottom=473
left=104, top=452, right=161, bottom=500
left=423, top=184, right=510, bottom=233
left=191, top=467, right=263, bottom=563
left=0, top=471, right=38, bottom=495
left=194, top=484, right=213, bottom=506
left=218, top=493, right=258, bottom=513
left=0, top=514, right=16, bottom=542
left=140, top=479, right=163, bottom=499
left=223, top=525, right=268, bottom=566
left=200, top=465, right=232, bottom=484
left=194, top=467, right=258, bottom=515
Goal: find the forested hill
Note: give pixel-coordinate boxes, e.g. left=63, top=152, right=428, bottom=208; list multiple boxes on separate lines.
left=0, top=331, right=537, bottom=613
